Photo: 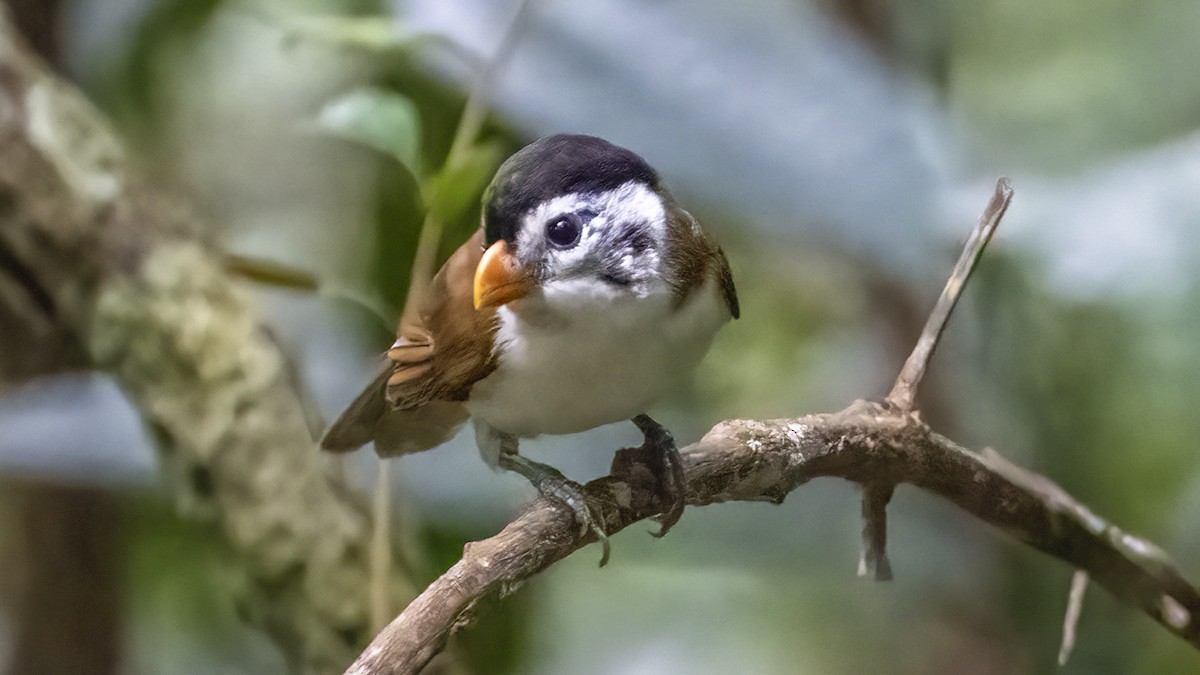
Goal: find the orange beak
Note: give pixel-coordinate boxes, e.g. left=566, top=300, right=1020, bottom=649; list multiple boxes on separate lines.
left=473, top=240, right=533, bottom=309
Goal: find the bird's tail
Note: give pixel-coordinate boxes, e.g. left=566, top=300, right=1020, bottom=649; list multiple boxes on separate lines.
left=321, top=369, right=470, bottom=458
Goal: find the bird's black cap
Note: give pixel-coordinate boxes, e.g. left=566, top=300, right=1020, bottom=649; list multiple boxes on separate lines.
left=483, top=134, right=660, bottom=245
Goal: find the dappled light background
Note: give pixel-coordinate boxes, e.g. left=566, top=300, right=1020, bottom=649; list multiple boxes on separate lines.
left=3, top=0, right=1200, bottom=672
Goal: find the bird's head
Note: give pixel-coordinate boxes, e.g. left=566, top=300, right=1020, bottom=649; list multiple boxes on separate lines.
left=473, top=134, right=672, bottom=310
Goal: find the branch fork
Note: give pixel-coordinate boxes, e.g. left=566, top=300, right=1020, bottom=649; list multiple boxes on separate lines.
left=862, top=177, right=1012, bottom=581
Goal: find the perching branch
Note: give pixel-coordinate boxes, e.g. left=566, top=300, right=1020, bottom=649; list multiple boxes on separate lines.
left=349, top=402, right=1200, bottom=673
left=346, top=179, right=1199, bottom=674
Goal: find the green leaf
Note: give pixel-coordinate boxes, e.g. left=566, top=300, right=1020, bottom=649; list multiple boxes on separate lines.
left=428, top=141, right=505, bottom=225
left=278, top=14, right=408, bottom=52
left=318, top=87, right=422, bottom=171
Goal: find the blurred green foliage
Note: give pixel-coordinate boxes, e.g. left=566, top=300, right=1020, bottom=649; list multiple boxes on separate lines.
left=947, top=0, right=1200, bottom=169
left=70, top=1, right=531, bottom=670
left=5, top=0, right=1200, bottom=673
left=307, top=16, right=515, bottom=325
left=319, top=87, right=423, bottom=171
left=975, top=255, right=1199, bottom=532
left=93, top=0, right=226, bottom=146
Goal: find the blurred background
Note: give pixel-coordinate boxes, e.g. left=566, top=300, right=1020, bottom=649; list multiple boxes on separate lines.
left=3, top=0, right=1200, bottom=672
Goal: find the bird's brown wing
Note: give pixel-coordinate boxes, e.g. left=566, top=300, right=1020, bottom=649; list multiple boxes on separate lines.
left=320, top=230, right=499, bottom=457
left=713, top=245, right=739, bottom=319
left=663, top=204, right=739, bottom=318
left=320, top=368, right=391, bottom=452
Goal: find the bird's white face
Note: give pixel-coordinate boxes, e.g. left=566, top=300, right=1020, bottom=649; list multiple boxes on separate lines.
left=512, top=180, right=670, bottom=304
left=469, top=179, right=727, bottom=440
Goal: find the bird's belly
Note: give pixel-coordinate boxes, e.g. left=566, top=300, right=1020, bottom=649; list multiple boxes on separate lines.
left=466, top=288, right=725, bottom=438
left=467, top=331, right=693, bottom=437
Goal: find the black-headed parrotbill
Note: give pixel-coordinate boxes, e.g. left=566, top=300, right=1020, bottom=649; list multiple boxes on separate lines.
left=323, top=134, right=739, bottom=553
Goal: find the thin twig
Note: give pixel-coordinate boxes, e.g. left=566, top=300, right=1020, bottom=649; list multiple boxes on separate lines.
left=401, top=0, right=534, bottom=322
left=1059, top=570, right=1090, bottom=666
left=858, top=483, right=895, bottom=582
left=223, top=253, right=321, bottom=291
left=371, top=0, right=534, bottom=629
left=370, top=460, right=394, bottom=632
left=886, top=178, right=1012, bottom=412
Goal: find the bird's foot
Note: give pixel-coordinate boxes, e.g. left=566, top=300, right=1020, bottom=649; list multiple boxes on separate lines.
left=498, top=452, right=611, bottom=566
left=632, top=414, right=687, bottom=537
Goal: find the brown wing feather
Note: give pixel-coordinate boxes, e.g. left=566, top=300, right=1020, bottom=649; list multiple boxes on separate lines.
left=386, top=334, right=433, bottom=365
left=321, top=369, right=391, bottom=452
left=320, top=230, right=499, bottom=456
left=713, top=245, right=740, bottom=319
left=663, top=203, right=739, bottom=318
left=386, top=229, right=499, bottom=406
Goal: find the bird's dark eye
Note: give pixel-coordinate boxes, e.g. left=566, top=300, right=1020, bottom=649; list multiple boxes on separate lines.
left=545, top=215, right=582, bottom=248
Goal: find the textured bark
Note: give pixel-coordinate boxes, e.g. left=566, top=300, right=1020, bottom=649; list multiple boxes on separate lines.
left=1, top=7, right=124, bottom=675
left=0, top=11, right=386, bottom=674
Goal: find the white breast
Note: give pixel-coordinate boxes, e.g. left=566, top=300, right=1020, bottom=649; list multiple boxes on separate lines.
left=466, top=276, right=730, bottom=440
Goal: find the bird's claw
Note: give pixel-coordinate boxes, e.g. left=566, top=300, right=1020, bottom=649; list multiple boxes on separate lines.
left=498, top=452, right=611, bottom=566
left=633, top=414, right=687, bottom=537
left=539, top=476, right=611, bottom=566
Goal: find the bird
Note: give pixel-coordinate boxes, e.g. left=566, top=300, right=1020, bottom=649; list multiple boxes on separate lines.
left=321, top=134, right=738, bottom=559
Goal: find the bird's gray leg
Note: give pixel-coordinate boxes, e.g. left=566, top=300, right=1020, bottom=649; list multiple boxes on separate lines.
left=632, top=414, right=687, bottom=537
left=495, top=434, right=611, bottom=566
